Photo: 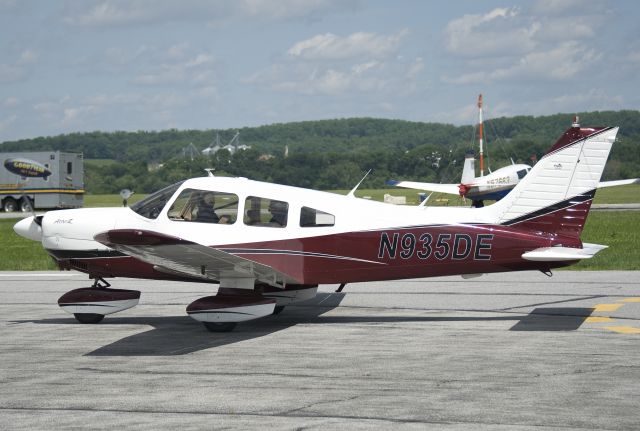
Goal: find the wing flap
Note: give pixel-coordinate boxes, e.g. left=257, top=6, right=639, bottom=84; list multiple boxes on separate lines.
left=522, top=243, right=608, bottom=261
left=94, top=229, right=299, bottom=286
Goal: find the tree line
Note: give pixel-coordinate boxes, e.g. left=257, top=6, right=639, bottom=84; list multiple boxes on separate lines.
left=1, top=111, right=638, bottom=194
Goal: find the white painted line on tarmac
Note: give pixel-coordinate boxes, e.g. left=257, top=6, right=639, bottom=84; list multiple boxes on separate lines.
left=0, top=272, right=84, bottom=277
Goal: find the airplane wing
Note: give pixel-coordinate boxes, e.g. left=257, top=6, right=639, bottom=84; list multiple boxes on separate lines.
left=94, top=229, right=299, bottom=287
left=597, top=178, right=640, bottom=188
left=386, top=180, right=460, bottom=195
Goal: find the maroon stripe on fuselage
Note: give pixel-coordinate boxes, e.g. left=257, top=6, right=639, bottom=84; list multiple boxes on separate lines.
left=216, top=223, right=580, bottom=284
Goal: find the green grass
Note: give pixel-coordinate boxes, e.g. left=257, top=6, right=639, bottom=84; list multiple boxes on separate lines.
left=0, top=219, right=57, bottom=270
left=567, top=211, right=640, bottom=270
left=84, top=193, right=146, bottom=207
left=593, top=183, right=640, bottom=204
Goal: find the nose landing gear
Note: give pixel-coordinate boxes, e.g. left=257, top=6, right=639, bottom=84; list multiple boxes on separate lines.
left=57, top=277, right=141, bottom=324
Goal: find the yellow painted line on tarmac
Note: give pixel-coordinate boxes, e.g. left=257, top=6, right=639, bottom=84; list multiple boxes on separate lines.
left=593, top=304, right=624, bottom=312
left=585, top=316, right=615, bottom=323
left=621, top=298, right=640, bottom=303
left=603, top=326, right=640, bottom=335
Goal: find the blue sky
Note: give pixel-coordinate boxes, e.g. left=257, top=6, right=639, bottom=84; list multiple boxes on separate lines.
left=1, top=0, right=639, bottom=142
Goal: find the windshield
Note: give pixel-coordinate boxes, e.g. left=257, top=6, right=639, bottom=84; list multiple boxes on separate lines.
left=130, top=180, right=185, bottom=219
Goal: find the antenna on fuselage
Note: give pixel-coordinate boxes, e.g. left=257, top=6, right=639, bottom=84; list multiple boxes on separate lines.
left=347, top=169, right=372, bottom=198
left=418, top=191, right=434, bottom=208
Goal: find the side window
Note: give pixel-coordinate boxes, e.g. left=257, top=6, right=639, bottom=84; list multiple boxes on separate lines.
left=300, top=207, right=335, bottom=227
left=243, top=196, right=288, bottom=228
left=167, top=188, right=238, bottom=224
left=517, top=169, right=528, bottom=179
left=67, top=162, right=73, bottom=175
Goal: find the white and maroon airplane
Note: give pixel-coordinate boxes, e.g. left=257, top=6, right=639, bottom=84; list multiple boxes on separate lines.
left=14, top=123, right=619, bottom=332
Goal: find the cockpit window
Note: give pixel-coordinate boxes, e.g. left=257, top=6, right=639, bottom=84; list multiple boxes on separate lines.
left=517, top=169, right=528, bottom=180
left=167, top=189, right=238, bottom=224
left=300, top=207, right=335, bottom=227
left=243, top=196, right=288, bottom=227
left=130, top=181, right=184, bottom=219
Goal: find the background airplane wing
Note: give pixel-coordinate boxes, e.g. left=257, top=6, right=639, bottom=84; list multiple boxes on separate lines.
left=94, top=229, right=299, bottom=286
left=386, top=180, right=460, bottom=195
left=597, top=178, right=640, bottom=188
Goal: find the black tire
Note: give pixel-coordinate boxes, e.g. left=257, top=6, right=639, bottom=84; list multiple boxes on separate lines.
left=203, top=322, right=237, bottom=332
left=3, top=198, right=17, bottom=212
left=74, top=313, right=105, bottom=324
left=272, top=305, right=285, bottom=315
left=19, top=197, right=33, bottom=212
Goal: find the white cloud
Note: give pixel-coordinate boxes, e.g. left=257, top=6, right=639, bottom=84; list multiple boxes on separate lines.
left=238, top=0, right=357, bottom=21
left=0, top=49, right=38, bottom=83
left=4, top=97, right=20, bottom=107
left=446, top=41, right=600, bottom=84
left=63, top=0, right=354, bottom=27
left=627, top=50, right=640, bottom=64
left=288, top=29, right=408, bottom=60
left=445, top=7, right=539, bottom=57
left=532, top=0, right=602, bottom=15
left=0, top=114, right=17, bottom=132
left=406, top=57, right=425, bottom=79
left=18, top=49, right=38, bottom=65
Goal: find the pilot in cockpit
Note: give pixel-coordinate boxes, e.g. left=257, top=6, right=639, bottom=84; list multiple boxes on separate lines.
left=194, top=192, right=219, bottom=223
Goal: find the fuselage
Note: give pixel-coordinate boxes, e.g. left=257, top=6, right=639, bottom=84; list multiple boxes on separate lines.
left=16, top=175, right=578, bottom=286
left=462, top=164, right=531, bottom=201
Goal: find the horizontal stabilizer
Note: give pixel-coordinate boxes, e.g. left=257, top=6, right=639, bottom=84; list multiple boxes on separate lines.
left=522, top=243, right=608, bottom=262
left=387, top=179, right=460, bottom=195
left=597, top=178, right=640, bottom=189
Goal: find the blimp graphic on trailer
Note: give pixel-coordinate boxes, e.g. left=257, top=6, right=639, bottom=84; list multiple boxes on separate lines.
left=1, top=151, right=84, bottom=212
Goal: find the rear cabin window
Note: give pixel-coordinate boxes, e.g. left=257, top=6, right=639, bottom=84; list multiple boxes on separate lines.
left=517, top=169, right=528, bottom=179
left=167, top=189, right=238, bottom=224
left=243, top=196, right=288, bottom=227
left=300, top=207, right=335, bottom=227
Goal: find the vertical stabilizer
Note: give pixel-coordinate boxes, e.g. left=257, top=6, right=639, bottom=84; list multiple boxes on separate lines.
left=461, top=151, right=476, bottom=184
left=488, top=125, right=618, bottom=238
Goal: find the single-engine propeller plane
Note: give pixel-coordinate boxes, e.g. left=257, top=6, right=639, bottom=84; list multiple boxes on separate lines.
left=14, top=122, right=619, bottom=332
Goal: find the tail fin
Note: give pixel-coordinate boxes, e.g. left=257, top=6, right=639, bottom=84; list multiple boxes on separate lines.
left=488, top=125, right=619, bottom=238
left=460, top=150, right=476, bottom=184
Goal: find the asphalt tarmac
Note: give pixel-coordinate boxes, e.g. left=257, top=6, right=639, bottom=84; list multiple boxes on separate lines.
left=1, top=270, right=639, bottom=430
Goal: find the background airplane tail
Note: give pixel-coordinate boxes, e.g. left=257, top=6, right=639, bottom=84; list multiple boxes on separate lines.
left=488, top=125, right=619, bottom=238
left=460, top=150, right=475, bottom=184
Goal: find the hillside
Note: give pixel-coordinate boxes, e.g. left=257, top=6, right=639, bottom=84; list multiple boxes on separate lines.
left=1, top=111, right=638, bottom=193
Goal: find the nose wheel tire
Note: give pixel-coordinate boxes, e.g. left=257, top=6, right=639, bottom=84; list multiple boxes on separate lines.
left=203, top=322, right=237, bottom=332
left=73, top=313, right=105, bottom=324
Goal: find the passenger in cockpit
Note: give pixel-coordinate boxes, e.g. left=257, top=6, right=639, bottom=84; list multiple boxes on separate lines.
left=268, top=200, right=288, bottom=227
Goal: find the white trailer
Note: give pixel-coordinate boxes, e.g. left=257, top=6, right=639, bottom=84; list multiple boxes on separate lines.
left=1, top=151, right=84, bottom=212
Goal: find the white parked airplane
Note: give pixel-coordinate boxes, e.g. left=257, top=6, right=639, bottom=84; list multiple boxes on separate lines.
left=389, top=118, right=637, bottom=207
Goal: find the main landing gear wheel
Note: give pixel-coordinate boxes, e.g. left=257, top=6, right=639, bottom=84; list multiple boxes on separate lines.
left=272, top=305, right=285, bottom=315
left=73, top=313, right=105, bottom=324
left=203, top=322, right=237, bottom=332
